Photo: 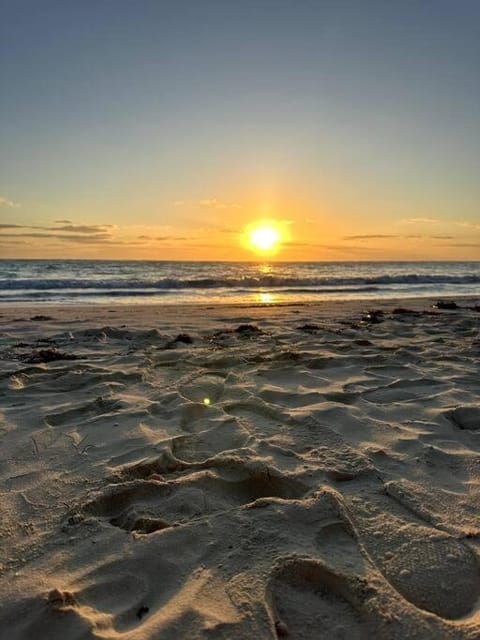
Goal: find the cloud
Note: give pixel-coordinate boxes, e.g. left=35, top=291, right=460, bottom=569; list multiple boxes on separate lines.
left=49, top=224, right=112, bottom=233
left=199, top=198, right=242, bottom=210
left=456, top=221, right=480, bottom=230
left=137, top=234, right=194, bottom=242
left=0, top=232, right=112, bottom=242
left=343, top=234, right=398, bottom=240
left=444, top=243, right=480, bottom=248
left=172, top=201, right=185, bottom=207
left=284, top=241, right=379, bottom=252
left=0, top=222, right=112, bottom=234
left=59, top=234, right=114, bottom=243
left=181, top=240, right=237, bottom=249
left=0, top=196, right=20, bottom=208
left=401, top=217, right=440, bottom=224
left=0, top=223, right=114, bottom=248
left=0, top=220, right=201, bottom=249
left=344, top=233, right=459, bottom=241
left=155, top=236, right=192, bottom=241
left=284, top=242, right=318, bottom=247
left=195, top=225, right=237, bottom=234
left=0, top=231, right=152, bottom=246
left=196, top=224, right=239, bottom=234
left=0, top=220, right=198, bottom=248
left=400, top=219, right=480, bottom=231
left=0, top=218, right=228, bottom=249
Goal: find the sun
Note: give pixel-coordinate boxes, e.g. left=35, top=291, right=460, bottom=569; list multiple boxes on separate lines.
left=250, top=226, right=280, bottom=251
left=243, top=219, right=290, bottom=256
left=248, top=224, right=282, bottom=253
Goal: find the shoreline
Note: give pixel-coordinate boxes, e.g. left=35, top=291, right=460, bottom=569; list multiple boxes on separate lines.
left=0, top=292, right=478, bottom=308
left=0, top=294, right=478, bottom=330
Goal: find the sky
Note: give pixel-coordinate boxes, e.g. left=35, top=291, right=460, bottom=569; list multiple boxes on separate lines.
left=1, top=0, right=479, bottom=261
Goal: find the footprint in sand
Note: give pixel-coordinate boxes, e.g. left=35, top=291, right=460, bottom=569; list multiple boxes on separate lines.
left=385, top=474, right=480, bottom=538
left=180, top=373, right=225, bottom=404
left=382, top=536, right=479, bottom=619
left=44, top=396, right=124, bottom=427
left=84, top=463, right=307, bottom=534
left=268, top=557, right=370, bottom=640
left=363, top=377, right=447, bottom=404
left=111, top=417, right=250, bottom=480
left=71, top=563, right=153, bottom=632
left=225, top=398, right=289, bottom=438
left=346, top=494, right=480, bottom=619
left=41, top=555, right=175, bottom=636
left=0, top=594, right=90, bottom=640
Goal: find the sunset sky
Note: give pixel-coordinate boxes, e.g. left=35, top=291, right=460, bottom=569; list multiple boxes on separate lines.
left=1, top=1, right=479, bottom=261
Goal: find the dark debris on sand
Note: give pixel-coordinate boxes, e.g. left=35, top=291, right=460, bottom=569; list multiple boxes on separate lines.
left=392, top=307, right=420, bottom=316
left=206, top=324, right=264, bottom=345
left=360, top=310, right=384, bottom=324
left=24, top=348, right=79, bottom=364
left=30, top=315, right=54, bottom=321
left=164, top=333, right=194, bottom=349
left=297, top=323, right=320, bottom=333
left=234, top=324, right=263, bottom=337
left=434, top=300, right=459, bottom=310
left=433, top=301, right=480, bottom=312
left=355, top=338, right=373, bottom=346
left=173, top=333, right=194, bottom=344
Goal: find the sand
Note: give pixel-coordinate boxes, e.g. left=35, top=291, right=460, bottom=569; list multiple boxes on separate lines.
left=0, top=297, right=479, bottom=639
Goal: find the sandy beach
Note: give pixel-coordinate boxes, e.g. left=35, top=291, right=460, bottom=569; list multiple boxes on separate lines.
left=0, top=297, right=479, bottom=639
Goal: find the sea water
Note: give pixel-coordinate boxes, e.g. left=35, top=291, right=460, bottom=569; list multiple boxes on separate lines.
left=0, top=260, right=478, bottom=305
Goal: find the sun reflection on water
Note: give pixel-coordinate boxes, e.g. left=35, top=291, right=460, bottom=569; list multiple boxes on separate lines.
left=257, top=292, right=276, bottom=304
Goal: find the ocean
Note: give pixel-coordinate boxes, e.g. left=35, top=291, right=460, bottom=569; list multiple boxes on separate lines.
left=0, top=260, right=478, bottom=305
